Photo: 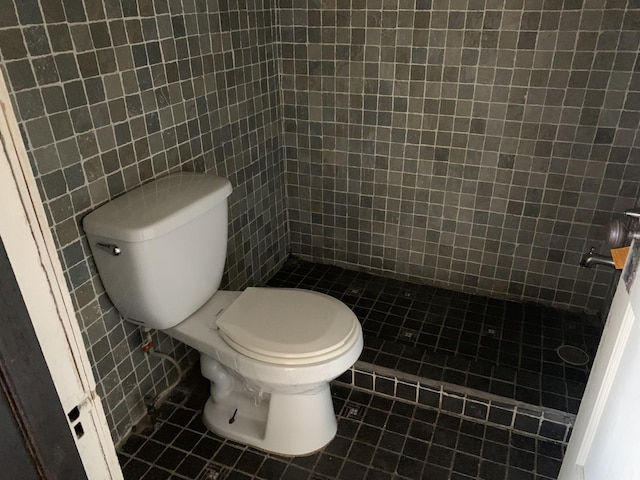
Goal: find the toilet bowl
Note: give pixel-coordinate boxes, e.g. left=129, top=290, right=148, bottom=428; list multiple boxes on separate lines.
left=82, top=172, right=363, bottom=455
left=167, top=289, right=363, bottom=455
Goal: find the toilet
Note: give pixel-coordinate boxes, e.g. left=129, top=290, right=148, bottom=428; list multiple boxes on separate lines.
left=82, top=172, right=363, bottom=456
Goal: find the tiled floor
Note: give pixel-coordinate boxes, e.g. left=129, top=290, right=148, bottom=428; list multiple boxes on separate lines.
left=267, top=258, right=603, bottom=415
left=118, top=369, right=564, bottom=480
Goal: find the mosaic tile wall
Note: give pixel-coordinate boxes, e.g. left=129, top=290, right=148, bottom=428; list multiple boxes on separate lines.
left=281, top=0, right=640, bottom=312
left=0, top=0, right=287, bottom=442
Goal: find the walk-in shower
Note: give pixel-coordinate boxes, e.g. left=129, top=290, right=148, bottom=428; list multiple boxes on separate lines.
left=268, top=258, right=603, bottom=418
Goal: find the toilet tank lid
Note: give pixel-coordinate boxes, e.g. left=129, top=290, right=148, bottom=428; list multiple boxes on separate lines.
left=83, top=173, right=232, bottom=242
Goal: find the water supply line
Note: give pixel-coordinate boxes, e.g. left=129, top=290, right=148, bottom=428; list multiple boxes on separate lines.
left=141, top=328, right=183, bottom=409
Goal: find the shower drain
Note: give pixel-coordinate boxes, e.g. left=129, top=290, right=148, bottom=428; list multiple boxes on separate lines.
left=556, top=345, right=590, bottom=366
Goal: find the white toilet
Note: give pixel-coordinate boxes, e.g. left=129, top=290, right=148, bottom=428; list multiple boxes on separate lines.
left=83, top=172, right=363, bottom=456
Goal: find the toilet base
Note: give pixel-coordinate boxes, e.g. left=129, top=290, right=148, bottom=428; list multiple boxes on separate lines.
left=202, top=383, right=337, bottom=456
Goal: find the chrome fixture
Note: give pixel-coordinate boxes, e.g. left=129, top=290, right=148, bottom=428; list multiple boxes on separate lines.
left=625, top=208, right=640, bottom=219
left=606, top=220, right=640, bottom=248
left=606, top=209, right=640, bottom=248
left=580, top=247, right=615, bottom=269
left=95, top=242, right=121, bottom=256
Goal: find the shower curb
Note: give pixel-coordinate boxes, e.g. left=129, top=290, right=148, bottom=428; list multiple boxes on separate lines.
left=334, top=361, right=575, bottom=446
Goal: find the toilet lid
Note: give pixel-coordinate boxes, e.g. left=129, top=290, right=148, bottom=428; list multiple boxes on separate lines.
left=215, top=288, right=359, bottom=364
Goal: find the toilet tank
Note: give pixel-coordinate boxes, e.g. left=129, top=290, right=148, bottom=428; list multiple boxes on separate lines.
left=83, top=173, right=232, bottom=329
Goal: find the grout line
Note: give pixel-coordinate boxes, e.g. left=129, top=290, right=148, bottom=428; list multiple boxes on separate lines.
left=338, top=364, right=574, bottom=446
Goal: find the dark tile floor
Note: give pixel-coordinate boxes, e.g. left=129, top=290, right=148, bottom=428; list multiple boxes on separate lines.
left=118, top=369, right=564, bottom=480
left=266, top=258, right=603, bottom=414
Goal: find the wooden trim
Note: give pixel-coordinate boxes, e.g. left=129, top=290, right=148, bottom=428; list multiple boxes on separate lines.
left=0, top=70, right=123, bottom=478
left=0, top=68, right=89, bottom=410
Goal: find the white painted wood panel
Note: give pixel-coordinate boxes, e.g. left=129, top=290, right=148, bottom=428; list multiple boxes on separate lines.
left=559, top=243, right=640, bottom=480
left=0, top=72, right=123, bottom=479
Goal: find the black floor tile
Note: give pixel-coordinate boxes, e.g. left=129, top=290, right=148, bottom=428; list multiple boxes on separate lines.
left=117, top=257, right=576, bottom=480
left=152, top=423, right=181, bottom=445
left=154, top=446, right=184, bottom=470
left=256, top=458, right=287, bottom=479
left=236, top=450, right=265, bottom=475
left=192, top=436, right=222, bottom=460
left=175, top=456, right=206, bottom=478
left=141, top=466, right=171, bottom=480
left=214, top=444, right=243, bottom=467
left=135, top=440, right=165, bottom=464
left=122, top=458, right=150, bottom=478
left=173, top=429, right=202, bottom=452
left=338, top=460, right=368, bottom=479
left=120, top=434, right=145, bottom=455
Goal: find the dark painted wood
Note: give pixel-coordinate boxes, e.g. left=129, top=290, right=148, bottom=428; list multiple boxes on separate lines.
left=0, top=237, right=88, bottom=480
left=0, top=384, right=42, bottom=479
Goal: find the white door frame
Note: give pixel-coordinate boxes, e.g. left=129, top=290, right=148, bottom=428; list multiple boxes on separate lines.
left=0, top=71, right=122, bottom=479
left=559, top=247, right=640, bottom=479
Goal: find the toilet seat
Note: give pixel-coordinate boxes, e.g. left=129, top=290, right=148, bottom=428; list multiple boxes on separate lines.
left=214, top=288, right=360, bottom=365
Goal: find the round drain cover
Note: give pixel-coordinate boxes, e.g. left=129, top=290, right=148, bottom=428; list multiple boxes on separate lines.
left=556, top=345, right=590, bottom=366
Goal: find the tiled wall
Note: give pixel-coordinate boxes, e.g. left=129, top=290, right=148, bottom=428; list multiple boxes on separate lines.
left=0, top=0, right=287, bottom=442
left=281, top=0, right=640, bottom=312
left=4, top=0, right=640, bottom=446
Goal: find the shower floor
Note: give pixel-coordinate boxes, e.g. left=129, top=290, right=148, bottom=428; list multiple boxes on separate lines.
left=118, top=368, right=563, bottom=480
left=267, top=258, right=604, bottom=415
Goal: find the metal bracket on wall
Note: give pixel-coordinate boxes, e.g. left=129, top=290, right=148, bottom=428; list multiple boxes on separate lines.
left=625, top=208, right=640, bottom=219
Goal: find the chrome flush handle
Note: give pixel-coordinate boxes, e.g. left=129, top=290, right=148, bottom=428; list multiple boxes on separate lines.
left=95, top=242, right=121, bottom=256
